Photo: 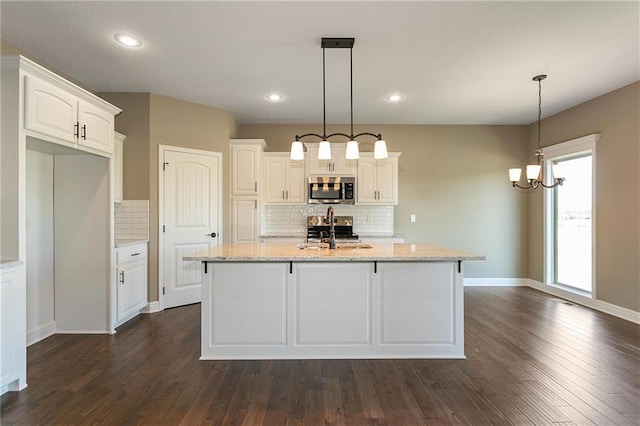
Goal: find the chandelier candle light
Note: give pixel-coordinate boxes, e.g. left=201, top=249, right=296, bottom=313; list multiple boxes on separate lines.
left=509, top=74, right=565, bottom=190
left=290, top=38, right=388, bottom=161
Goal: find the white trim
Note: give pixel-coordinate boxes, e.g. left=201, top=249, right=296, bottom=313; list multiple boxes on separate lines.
left=140, top=301, right=162, bottom=314
left=26, top=321, right=56, bottom=346
left=543, top=133, right=599, bottom=296
left=158, top=144, right=223, bottom=312
left=463, top=278, right=528, bottom=287
left=527, top=279, right=640, bottom=324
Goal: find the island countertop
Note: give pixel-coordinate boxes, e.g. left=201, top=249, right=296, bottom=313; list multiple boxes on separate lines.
left=184, top=242, right=484, bottom=262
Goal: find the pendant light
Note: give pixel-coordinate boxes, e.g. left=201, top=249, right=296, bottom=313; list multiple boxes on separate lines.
left=290, top=38, right=388, bottom=161
left=509, top=74, right=565, bottom=190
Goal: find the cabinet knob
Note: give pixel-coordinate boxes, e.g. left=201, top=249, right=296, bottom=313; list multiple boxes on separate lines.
left=208, top=232, right=217, bottom=238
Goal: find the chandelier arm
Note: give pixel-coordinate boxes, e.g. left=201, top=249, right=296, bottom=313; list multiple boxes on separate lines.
left=539, top=179, right=565, bottom=189
left=295, top=133, right=326, bottom=141
left=512, top=182, right=534, bottom=190
left=353, top=132, right=383, bottom=140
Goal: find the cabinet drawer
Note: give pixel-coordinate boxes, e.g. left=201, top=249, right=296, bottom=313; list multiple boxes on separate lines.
left=116, top=244, right=147, bottom=264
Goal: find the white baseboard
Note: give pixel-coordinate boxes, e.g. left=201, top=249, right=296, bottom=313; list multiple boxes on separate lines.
left=140, top=301, right=162, bottom=314
left=27, top=321, right=56, bottom=347
left=463, top=277, right=639, bottom=324
left=464, top=278, right=528, bottom=287
left=527, top=279, right=640, bottom=324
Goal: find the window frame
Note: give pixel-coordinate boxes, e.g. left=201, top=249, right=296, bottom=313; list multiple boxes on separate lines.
left=542, top=133, right=600, bottom=297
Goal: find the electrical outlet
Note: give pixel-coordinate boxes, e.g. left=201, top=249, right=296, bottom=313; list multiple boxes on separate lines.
left=410, top=214, right=416, bottom=223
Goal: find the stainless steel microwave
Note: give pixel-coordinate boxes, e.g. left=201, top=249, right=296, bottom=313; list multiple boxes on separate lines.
left=307, top=176, right=355, bottom=204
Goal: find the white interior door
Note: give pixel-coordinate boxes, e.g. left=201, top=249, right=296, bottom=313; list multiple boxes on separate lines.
left=163, top=148, right=221, bottom=309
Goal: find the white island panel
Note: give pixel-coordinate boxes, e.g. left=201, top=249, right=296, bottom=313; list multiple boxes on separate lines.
left=295, top=263, right=371, bottom=345
left=380, top=262, right=456, bottom=344
left=209, top=263, right=287, bottom=345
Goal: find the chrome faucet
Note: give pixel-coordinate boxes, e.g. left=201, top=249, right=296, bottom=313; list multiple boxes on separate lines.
left=327, top=206, right=337, bottom=249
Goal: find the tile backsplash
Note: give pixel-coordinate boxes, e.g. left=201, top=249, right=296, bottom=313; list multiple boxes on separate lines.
left=115, top=200, right=149, bottom=241
left=261, top=204, right=394, bottom=236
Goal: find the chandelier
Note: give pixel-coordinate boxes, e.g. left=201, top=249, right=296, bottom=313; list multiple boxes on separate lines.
left=509, top=74, right=564, bottom=189
left=290, top=37, right=388, bottom=161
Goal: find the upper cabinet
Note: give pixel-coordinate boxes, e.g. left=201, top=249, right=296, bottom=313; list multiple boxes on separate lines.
left=230, top=139, right=266, bottom=195
left=306, top=143, right=357, bottom=175
left=112, top=132, right=126, bottom=203
left=263, top=153, right=306, bottom=204
left=357, top=153, right=401, bottom=205
left=23, top=67, right=120, bottom=156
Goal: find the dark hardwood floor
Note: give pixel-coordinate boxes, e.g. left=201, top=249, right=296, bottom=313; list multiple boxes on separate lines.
left=2, top=287, right=639, bottom=425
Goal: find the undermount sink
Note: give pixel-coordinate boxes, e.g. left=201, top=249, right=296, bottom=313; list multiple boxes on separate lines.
left=297, top=243, right=373, bottom=250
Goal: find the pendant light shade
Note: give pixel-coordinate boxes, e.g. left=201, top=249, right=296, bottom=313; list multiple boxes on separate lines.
left=317, top=140, right=332, bottom=160
left=291, top=38, right=389, bottom=161
left=345, top=140, right=360, bottom=159
left=374, top=139, right=388, bottom=160
left=290, top=140, right=304, bottom=160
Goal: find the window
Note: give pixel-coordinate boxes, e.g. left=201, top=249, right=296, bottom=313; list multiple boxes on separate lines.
left=543, top=134, right=599, bottom=295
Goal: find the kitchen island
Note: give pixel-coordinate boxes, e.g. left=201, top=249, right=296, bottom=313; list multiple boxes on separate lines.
left=184, top=243, right=484, bottom=360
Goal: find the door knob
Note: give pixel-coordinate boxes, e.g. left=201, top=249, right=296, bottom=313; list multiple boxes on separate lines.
left=209, top=232, right=217, bottom=238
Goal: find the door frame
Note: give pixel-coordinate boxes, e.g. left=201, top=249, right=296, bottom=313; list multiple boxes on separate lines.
left=158, top=144, right=223, bottom=311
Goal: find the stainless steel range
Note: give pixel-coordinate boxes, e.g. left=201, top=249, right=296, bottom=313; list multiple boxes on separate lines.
left=306, top=215, right=359, bottom=243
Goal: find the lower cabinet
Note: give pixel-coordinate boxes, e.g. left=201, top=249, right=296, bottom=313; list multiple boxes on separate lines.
left=1, top=264, right=27, bottom=395
left=115, top=244, right=147, bottom=327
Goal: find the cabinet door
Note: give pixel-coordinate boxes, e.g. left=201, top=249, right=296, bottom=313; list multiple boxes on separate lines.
left=1, top=270, right=19, bottom=388
left=117, top=260, right=147, bottom=323
left=231, top=144, right=260, bottom=195
left=356, top=157, right=377, bottom=204
left=286, top=160, right=306, bottom=203
left=25, top=74, right=78, bottom=144
left=78, top=101, right=114, bottom=154
left=306, top=145, right=332, bottom=174
left=232, top=197, right=259, bottom=242
left=376, top=157, right=398, bottom=205
left=264, top=157, right=287, bottom=203
left=330, top=145, right=357, bottom=175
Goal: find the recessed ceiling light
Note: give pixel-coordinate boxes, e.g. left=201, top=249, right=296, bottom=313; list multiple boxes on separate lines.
left=385, top=94, right=404, bottom=103
left=113, top=33, right=143, bottom=48
left=266, top=93, right=284, bottom=102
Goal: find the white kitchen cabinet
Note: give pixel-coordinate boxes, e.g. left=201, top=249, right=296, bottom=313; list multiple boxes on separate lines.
left=1, top=264, right=27, bottom=395
left=357, top=153, right=401, bottom=205
left=232, top=197, right=259, bottom=243
left=306, top=143, right=357, bottom=175
left=263, top=153, right=306, bottom=204
left=115, top=244, right=147, bottom=327
left=24, top=73, right=116, bottom=155
left=230, top=139, right=266, bottom=195
left=112, top=132, right=126, bottom=203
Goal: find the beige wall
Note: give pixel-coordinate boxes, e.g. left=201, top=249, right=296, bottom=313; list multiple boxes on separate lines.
left=100, top=92, right=237, bottom=302
left=237, top=123, right=530, bottom=279
left=527, top=82, right=640, bottom=312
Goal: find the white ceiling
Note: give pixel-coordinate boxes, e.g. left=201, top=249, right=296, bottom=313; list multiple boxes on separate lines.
left=1, top=1, right=638, bottom=125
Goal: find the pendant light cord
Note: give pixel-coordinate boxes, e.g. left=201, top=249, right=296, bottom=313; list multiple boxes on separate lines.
left=537, top=77, right=542, bottom=151
left=322, top=46, right=326, bottom=139
left=350, top=45, right=354, bottom=139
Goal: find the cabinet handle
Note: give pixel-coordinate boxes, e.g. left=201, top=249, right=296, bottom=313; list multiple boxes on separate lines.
left=286, top=190, right=288, bottom=200
left=81, top=124, right=87, bottom=140
left=131, top=253, right=141, bottom=257
left=254, top=200, right=257, bottom=209
left=282, top=190, right=285, bottom=200
left=255, top=182, right=258, bottom=192
left=74, top=122, right=79, bottom=138
left=120, top=271, right=125, bottom=285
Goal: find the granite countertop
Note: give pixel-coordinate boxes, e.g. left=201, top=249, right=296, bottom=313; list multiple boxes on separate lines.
left=0, top=259, right=23, bottom=269
left=184, top=242, right=484, bottom=262
left=115, top=239, right=149, bottom=248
